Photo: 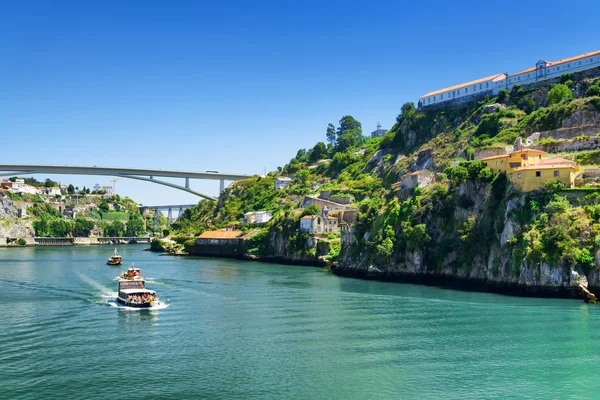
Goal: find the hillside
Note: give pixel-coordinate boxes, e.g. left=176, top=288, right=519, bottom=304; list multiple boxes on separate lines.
left=171, top=68, right=600, bottom=297
left=0, top=179, right=164, bottom=242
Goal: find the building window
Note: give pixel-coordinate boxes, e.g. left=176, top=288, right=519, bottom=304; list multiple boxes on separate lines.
left=473, top=85, right=476, bottom=91
left=579, top=61, right=582, bottom=65
left=441, top=93, right=443, bottom=99
left=509, top=162, right=521, bottom=168
left=434, top=95, right=436, bottom=101
left=554, top=170, right=560, bottom=177
left=465, top=87, right=468, bottom=93
left=479, top=84, right=482, bottom=89
left=535, top=171, right=541, bottom=177
left=486, top=82, right=489, bottom=88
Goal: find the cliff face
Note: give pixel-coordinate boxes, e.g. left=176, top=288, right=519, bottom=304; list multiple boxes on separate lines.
left=335, top=177, right=594, bottom=298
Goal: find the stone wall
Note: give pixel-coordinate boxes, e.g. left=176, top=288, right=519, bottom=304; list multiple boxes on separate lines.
left=533, top=136, right=600, bottom=153
left=535, top=125, right=600, bottom=141
left=421, top=90, right=494, bottom=111
left=474, top=146, right=511, bottom=160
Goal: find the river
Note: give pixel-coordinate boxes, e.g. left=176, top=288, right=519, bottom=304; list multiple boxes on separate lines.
left=1, top=245, right=600, bottom=399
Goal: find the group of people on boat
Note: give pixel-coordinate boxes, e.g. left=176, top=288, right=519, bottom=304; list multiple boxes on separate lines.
left=121, top=268, right=141, bottom=280
left=126, top=293, right=157, bottom=304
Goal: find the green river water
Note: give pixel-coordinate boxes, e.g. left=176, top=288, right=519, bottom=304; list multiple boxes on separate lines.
left=1, top=245, right=600, bottom=399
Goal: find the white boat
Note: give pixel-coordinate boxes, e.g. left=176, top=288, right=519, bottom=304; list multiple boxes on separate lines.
left=116, top=264, right=167, bottom=310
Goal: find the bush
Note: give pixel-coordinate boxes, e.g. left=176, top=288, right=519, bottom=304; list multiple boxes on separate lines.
left=497, top=88, right=509, bottom=103
left=478, top=167, right=494, bottom=182
left=585, top=85, right=600, bottom=97
left=518, top=97, right=536, bottom=114
left=17, top=238, right=27, bottom=246
left=560, top=73, right=575, bottom=84
left=547, top=84, right=573, bottom=105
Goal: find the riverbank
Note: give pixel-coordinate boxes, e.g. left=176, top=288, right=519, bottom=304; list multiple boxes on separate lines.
left=158, top=246, right=590, bottom=300
left=0, top=237, right=151, bottom=247
left=330, top=265, right=589, bottom=300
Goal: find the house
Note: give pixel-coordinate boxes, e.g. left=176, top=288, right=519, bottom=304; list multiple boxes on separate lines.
left=480, top=149, right=583, bottom=191
left=274, top=177, right=292, bottom=190
left=38, top=187, right=62, bottom=196
left=243, top=211, right=272, bottom=224
left=370, top=123, right=389, bottom=138
left=300, top=213, right=340, bottom=234
left=193, top=228, right=254, bottom=257
left=392, top=170, right=434, bottom=190
left=196, top=229, right=247, bottom=245
left=10, top=179, right=38, bottom=195
left=300, top=215, right=322, bottom=233
left=421, top=49, right=600, bottom=108
left=481, top=149, right=547, bottom=175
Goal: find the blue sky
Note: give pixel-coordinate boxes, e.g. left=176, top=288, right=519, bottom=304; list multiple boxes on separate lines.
left=1, top=0, right=599, bottom=205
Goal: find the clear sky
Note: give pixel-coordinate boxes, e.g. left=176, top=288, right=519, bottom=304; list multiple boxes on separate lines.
left=1, top=0, right=599, bottom=206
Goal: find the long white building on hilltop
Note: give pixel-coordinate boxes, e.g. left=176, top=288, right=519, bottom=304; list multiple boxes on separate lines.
left=420, top=49, right=600, bottom=108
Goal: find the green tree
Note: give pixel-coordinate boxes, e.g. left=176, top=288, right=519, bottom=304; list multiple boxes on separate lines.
left=309, top=142, right=327, bottom=162
left=336, top=128, right=363, bottom=152
left=518, top=97, right=536, bottom=114
left=105, top=221, right=125, bottom=237
left=67, top=184, right=75, bottom=194
left=126, top=216, right=145, bottom=236
left=44, top=178, right=57, bottom=188
left=98, top=199, right=110, bottom=213
left=396, top=102, right=416, bottom=123
left=336, top=115, right=362, bottom=136
left=326, top=123, right=336, bottom=146
left=73, top=218, right=95, bottom=237
left=586, top=85, right=600, bottom=97
left=497, top=88, right=509, bottom=103
left=547, top=84, right=573, bottom=105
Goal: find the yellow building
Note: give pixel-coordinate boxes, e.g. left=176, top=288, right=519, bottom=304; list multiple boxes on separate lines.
left=481, top=150, right=583, bottom=191
left=481, top=149, right=547, bottom=174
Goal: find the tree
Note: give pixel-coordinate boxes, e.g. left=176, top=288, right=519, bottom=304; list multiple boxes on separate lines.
left=336, top=128, right=363, bottom=152
left=497, top=88, right=509, bottom=103
left=336, top=115, right=362, bottom=136
left=67, top=184, right=75, bottom=194
left=98, top=199, right=110, bottom=213
left=518, top=97, right=536, bottom=114
left=326, top=123, right=336, bottom=146
left=73, top=218, right=95, bottom=237
left=309, top=142, right=327, bottom=162
left=396, top=102, right=416, bottom=123
left=126, top=216, right=145, bottom=236
left=44, top=178, right=57, bottom=188
left=547, top=84, right=573, bottom=105
left=105, top=221, right=125, bottom=237
left=586, top=85, right=600, bottom=97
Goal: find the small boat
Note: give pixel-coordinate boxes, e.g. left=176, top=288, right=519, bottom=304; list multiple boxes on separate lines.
left=106, top=248, right=122, bottom=265
left=116, top=264, right=166, bottom=309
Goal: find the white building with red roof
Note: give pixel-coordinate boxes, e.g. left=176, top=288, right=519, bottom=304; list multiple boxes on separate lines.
left=420, top=49, right=600, bottom=108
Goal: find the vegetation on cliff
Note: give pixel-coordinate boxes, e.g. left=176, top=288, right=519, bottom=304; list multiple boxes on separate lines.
left=170, top=67, right=600, bottom=292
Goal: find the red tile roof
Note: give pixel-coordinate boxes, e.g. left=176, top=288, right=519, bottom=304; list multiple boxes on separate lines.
left=198, top=230, right=244, bottom=239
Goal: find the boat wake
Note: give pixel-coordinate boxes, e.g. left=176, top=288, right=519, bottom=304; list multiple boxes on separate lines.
left=106, top=299, right=169, bottom=311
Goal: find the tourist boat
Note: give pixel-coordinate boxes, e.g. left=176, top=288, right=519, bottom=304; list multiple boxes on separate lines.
left=106, top=248, right=122, bottom=265
left=116, top=264, right=166, bottom=309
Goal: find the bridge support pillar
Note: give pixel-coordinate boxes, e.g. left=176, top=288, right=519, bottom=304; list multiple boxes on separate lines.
left=220, top=179, right=225, bottom=193
left=185, top=177, right=190, bottom=189
left=154, top=209, right=160, bottom=229
left=168, top=208, right=173, bottom=225
left=178, top=207, right=184, bottom=220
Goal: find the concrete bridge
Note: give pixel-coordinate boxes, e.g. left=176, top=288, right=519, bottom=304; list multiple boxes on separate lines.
left=0, top=164, right=251, bottom=200
left=140, top=204, right=197, bottom=226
